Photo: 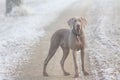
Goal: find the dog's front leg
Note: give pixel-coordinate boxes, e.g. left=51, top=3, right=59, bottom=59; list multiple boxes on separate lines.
left=72, top=50, right=79, bottom=78
left=81, top=48, right=89, bottom=75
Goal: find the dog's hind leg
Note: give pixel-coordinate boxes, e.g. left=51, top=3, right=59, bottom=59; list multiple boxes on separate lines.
left=43, top=41, right=59, bottom=77
left=60, top=46, right=70, bottom=76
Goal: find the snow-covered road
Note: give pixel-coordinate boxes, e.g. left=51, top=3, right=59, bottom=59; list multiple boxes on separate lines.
left=0, top=0, right=120, bottom=80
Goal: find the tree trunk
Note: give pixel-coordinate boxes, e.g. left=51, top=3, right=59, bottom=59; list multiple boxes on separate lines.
left=6, top=0, right=22, bottom=14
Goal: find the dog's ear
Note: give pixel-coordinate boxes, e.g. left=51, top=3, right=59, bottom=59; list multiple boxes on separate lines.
left=81, top=17, right=87, bottom=25
left=79, top=17, right=87, bottom=28
left=67, top=17, right=76, bottom=28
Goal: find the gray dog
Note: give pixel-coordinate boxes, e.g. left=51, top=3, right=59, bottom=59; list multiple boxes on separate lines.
left=43, top=17, right=89, bottom=78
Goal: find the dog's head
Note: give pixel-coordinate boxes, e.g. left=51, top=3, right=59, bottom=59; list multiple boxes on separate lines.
left=68, top=17, right=87, bottom=33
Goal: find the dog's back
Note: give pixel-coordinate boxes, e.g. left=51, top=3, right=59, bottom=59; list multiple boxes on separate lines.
left=50, top=29, right=70, bottom=48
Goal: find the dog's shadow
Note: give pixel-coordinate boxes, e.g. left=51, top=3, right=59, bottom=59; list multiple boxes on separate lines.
left=43, top=74, right=86, bottom=80
left=44, top=74, right=90, bottom=80
left=47, top=74, right=72, bottom=78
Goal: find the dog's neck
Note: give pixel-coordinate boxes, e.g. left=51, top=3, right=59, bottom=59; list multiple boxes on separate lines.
left=72, top=27, right=85, bottom=46
left=72, top=28, right=83, bottom=37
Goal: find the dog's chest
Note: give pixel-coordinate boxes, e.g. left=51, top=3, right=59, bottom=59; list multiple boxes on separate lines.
left=74, top=38, right=83, bottom=50
left=69, top=36, right=83, bottom=51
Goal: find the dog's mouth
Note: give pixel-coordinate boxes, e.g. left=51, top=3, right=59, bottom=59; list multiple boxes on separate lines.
left=72, top=25, right=82, bottom=36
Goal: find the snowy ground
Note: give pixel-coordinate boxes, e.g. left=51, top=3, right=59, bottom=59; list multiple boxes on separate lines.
left=0, top=0, right=120, bottom=80
left=87, top=0, right=120, bottom=79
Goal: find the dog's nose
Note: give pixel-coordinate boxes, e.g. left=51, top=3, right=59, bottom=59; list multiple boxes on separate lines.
left=77, top=24, right=80, bottom=28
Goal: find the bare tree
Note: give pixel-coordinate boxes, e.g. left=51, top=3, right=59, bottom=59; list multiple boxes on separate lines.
left=6, top=0, right=22, bottom=14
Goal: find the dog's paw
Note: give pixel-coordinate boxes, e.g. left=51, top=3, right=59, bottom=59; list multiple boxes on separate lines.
left=43, top=72, right=49, bottom=77
left=83, top=71, right=89, bottom=76
left=74, top=74, right=79, bottom=78
left=64, top=72, right=70, bottom=76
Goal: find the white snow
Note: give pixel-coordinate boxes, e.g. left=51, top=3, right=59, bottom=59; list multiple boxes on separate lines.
left=0, top=0, right=120, bottom=80
left=0, top=0, right=78, bottom=79
left=86, top=0, right=120, bottom=79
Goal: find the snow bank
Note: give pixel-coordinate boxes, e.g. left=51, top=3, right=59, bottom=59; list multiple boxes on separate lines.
left=87, top=0, right=120, bottom=79
left=0, top=0, right=78, bottom=79
left=8, top=5, right=34, bottom=16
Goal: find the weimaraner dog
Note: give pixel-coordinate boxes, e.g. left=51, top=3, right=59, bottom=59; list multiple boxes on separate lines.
left=43, top=17, right=89, bottom=78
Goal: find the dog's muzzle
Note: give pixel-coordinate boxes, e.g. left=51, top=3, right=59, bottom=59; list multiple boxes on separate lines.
left=72, top=27, right=81, bottom=36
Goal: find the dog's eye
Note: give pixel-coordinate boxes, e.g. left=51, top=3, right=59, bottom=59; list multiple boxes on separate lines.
left=74, top=20, right=77, bottom=22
